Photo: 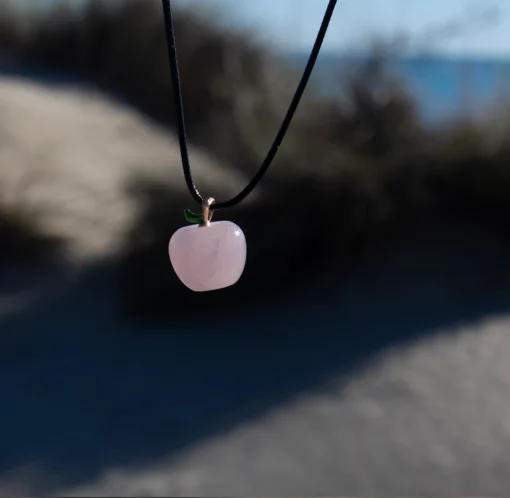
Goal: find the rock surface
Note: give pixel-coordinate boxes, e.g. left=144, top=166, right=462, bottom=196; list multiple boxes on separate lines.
left=2, top=75, right=510, bottom=497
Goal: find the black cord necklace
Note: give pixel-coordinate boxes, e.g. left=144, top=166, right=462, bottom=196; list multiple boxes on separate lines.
left=164, top=0, right=338, bottom=292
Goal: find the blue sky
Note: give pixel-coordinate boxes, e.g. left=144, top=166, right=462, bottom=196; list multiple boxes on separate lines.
left=35, top=0, right=509, bottom=57
left=181, top=0, right=509, bottom=56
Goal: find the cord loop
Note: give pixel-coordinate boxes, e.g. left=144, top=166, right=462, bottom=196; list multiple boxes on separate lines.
left=161, top=0, right=338, bottom=210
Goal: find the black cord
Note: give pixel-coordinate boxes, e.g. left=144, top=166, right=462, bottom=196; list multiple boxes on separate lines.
left=161, top=0, right=338, bottom=210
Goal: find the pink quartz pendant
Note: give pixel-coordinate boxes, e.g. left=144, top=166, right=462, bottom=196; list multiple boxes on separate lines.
left=169, top=218, right=247, bottom=292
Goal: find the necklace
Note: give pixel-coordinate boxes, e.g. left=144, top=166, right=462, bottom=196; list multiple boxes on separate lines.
left=162, top=0, right=338, bottom=292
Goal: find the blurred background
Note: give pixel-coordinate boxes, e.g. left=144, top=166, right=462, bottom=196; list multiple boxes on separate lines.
left=2, top=0, right=510, bottom=495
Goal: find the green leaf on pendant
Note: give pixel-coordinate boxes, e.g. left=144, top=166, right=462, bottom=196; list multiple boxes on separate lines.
left=184, top=209, right=203, bottom=224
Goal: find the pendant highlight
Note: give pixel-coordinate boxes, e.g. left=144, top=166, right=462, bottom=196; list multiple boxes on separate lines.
left=169, top=199, right=246, bottom=292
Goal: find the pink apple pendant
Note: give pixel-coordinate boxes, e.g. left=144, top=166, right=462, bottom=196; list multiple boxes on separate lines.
left=169, top=198, right=247, bottom=292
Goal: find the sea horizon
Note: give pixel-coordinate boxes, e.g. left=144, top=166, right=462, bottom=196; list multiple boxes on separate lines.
left=290, top=51, right=510, bottom=121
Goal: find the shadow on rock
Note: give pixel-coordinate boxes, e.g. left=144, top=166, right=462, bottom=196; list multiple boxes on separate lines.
left=2, top=207, right=510, bottom=494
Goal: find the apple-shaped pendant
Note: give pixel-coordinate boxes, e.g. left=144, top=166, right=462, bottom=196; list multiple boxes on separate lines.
left=169, top=198, right=246, bottom=292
